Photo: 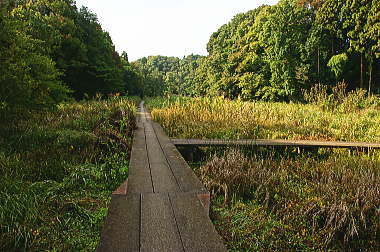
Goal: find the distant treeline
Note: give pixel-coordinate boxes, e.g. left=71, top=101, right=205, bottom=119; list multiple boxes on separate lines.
left=1, top=0, right=379, bottom=110
left=132, top=55, right=204, bottom=97
left=133, top=0, right=379, bottom=101
left=0, top=0, right=139, bottom=113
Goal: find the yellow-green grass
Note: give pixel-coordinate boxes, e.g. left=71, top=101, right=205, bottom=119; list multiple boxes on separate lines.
left=0, top=97, right=139, bottom=251
left=146, top=96, right=380, bottom=142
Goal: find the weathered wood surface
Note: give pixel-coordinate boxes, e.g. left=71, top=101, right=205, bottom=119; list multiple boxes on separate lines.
left=97, top=102, right=226, bottom=252
left=140, top=193, right=183, bottom=251
left=152, top=122, right=207, bottom=194
left=126, top=120, right=153, bottom=194
left=171, top=138, right=380, bottom=149
left=97, top=194, right=140, bottom=251
left=170, top=192, right=227, bottom=252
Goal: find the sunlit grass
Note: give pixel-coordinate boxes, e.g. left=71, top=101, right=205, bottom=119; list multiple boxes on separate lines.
left=146, top=96, right=380, bottom=142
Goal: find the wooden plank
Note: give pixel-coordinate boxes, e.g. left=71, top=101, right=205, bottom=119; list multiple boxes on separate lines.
left=171, top=138, right=380, bottom=149
left=138, top=102, right=180, bottom=193
left=169, top=193, right=227, bottom=252
left=152, top=122, right=208, bottom=194
left=140, top=193, right=184, bottom=252
left=145, top=122, right=180, bottom=193
left=97, top=194, right=140, bottom=252
left=127, top=122, right=153, bottom=194
left=127, top=172, right=152, bottom=194
left=100, top=102, right=229, bottom=252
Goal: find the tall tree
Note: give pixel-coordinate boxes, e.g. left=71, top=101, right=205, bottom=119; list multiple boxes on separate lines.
left=0, top=1, right=70, bottom=112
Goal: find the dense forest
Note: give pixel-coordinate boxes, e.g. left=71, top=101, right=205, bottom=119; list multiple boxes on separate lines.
left=134, top=0, right=379, bottom=101
left=1, top=0, right=379, bottom=112
left=133, top=55, right=204, bottom=96
left=0, top=0, right=140, bottom=114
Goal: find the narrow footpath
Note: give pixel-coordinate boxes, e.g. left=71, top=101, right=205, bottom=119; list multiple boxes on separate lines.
left=97, top=102, right=226, bottom=252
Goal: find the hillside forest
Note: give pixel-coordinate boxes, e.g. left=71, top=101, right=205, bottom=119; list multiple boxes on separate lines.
left=1, top=0, right=379, bottom=113
left=0, top=0, right=139, bottom=114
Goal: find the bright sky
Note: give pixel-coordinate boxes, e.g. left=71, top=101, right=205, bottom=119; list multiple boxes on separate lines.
left=75, top=0, right=278, bottom=61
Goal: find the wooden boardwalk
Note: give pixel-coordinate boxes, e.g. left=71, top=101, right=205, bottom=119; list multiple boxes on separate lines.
left=97, top=102, right=226, bottom=252
left=171, top=138, right=380, bottom=149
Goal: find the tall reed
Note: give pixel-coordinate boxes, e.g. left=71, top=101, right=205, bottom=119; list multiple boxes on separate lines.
left=147, top=96, right=380, bottom=142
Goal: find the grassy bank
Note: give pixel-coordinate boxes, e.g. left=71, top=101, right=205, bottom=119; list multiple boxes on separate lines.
left=146, top=96, right=380, bottom=142
left=197, top=149, right=380, bottom=251
left=0, top=97, right=138, bottom=251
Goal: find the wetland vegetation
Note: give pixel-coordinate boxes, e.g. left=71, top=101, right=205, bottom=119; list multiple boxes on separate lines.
left=147, top=96, right=380, bottom=250
left=1, top=0, right=379, bottom=250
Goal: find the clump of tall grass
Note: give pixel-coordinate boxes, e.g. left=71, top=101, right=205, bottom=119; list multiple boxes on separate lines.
left=146, top=96, right=380, bottom=142
left=303, top=82, right=380, bottom=112
left=200, top=149, right=380, bottom=250
left=0, top=97, right=139, bottom=251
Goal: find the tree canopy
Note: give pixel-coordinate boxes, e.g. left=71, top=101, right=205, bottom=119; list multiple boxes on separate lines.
left=0, top=0, right=140, bottom=113
left=1, top=0, right=378, bottom=110
left=134, top=0, right=379, bottom=101
left=132, top=55, right=204, bottom=97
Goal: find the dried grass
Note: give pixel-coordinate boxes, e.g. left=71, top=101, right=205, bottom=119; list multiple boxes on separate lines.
left=200, top=149, right=380, bottom=248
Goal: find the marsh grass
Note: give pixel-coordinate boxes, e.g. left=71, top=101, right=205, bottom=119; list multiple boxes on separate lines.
left=196, top=148, right=380, bottom=250
left=147, top=95, right=380, bottom=250
left=303, top=82, right=380, bottom=113
left=0, top=97, right=139, bottom=251
left=146, top=96, right=380, bottom=142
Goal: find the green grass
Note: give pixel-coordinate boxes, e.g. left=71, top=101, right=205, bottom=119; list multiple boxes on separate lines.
left=146, top=96, right=380, bottom=142
left=0, top=97, right=139, bottom=251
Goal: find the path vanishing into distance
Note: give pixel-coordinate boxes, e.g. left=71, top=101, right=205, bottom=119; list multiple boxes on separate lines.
left=97, top=101, right=380, bottom=251
left=97, top=102, right=227, bottom=252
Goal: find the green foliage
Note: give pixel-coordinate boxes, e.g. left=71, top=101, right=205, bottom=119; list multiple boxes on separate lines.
left=213, top=198, right=316, bottom=251
left=255, top=0, right=313, bottom=100
left=184, top=1, right=319, bottom=100
left=316, top=0, right=379, bottom=91
left=0, top=97, right=138, bottom=250
left=303, top=82, right=380, bottom=112
left=138, top=0, right=379, bottom=101
left=0, top=0, right=138, bottom=115
left=123, top=61, right=144, bottom=96
left=0, top=7, right=70, bottom=112
left=327, top=53, right=348, bottom=80
left=132, top=55, right=205, bottom=97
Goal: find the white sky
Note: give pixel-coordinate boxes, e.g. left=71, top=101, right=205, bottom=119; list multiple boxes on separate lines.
left=75, top=0, right=278, bottom=61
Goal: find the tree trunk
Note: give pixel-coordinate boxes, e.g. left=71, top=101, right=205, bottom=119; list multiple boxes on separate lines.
left=368, top=59, right=372, bottom=95
left=317, top=47, right=320, bottom=83
left=360, top=53, right=364, bottom=89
